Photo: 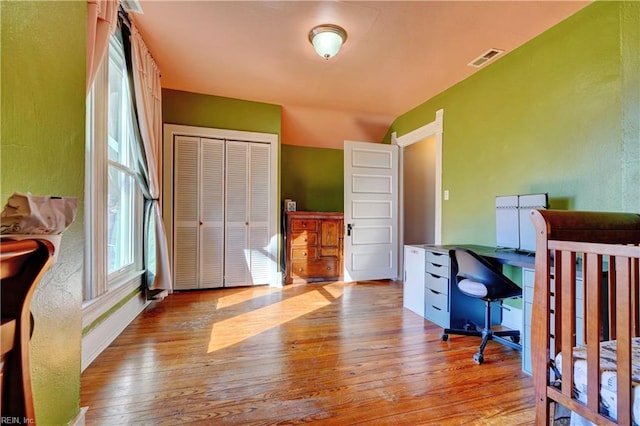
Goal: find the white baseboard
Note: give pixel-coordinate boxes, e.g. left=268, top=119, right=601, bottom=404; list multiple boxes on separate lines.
left=81, top=293, right=148, bottom=371
left=68, top=407, right=88, bottom=426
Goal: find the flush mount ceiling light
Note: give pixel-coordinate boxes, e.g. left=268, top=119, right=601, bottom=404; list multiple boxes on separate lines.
left=308, top=24, right=347, bottom=60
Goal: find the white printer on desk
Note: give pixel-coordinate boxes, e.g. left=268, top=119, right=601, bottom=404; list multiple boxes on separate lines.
left=496, top=193, right=548, bottom=252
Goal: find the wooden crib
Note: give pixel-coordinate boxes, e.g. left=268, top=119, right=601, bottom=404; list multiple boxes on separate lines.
left=530, top=210, right=640, bottom=425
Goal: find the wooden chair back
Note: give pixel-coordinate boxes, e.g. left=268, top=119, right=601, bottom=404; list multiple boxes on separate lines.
left=1, top=238, right=55, bottom=424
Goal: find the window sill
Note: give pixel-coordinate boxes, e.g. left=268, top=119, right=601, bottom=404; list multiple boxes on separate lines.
left=82, top=269, right=145, bottom=329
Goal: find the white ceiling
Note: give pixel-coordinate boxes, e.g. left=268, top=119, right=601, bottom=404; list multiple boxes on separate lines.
left=131, top=1, right=591, bottom=147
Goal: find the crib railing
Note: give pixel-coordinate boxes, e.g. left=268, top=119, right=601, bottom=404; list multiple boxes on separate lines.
left=530, top=210, right=640, bottom=425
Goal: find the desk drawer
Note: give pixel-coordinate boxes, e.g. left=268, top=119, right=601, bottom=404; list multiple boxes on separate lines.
left=524, top=301, right=533, bottom=329
left=425, top=287, right=448, bottom=308
left=523, top=268, right=535, bottom=289
left=524, top=285, right=534, bottom=304
left=523, top=324, right=532, bottom=375
left=425, top=274, right=448, bottom=295
left=426, top=262, right=449, bottom=278
left=425, top=290, right=449, bottom=328
left=426, top=250, right=449, bottom=267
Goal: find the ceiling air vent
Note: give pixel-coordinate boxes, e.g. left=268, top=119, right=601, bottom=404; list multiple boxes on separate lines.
left=468, top=48, right=504, bottom=68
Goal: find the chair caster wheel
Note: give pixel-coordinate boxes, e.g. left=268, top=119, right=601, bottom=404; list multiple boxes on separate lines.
left=511, top=335, right=520, bottom=344
left=473, top=353, right=484, bottom=365
left=441, top=334, right=449, bottom=342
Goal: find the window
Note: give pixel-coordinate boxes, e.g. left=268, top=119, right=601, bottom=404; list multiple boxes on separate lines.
left=106, top=41, right=139, bottom=277
left=85, top=32, right=143, bottom=302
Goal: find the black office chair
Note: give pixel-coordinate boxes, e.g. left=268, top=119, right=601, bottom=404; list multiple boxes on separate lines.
left=442, top=248, right=522, bottom=365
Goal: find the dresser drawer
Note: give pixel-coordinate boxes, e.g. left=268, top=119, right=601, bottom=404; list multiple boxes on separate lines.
left=290, top=218, right=318, bottom=232
left=290, top=231, right=317, bottom=247
left=425, top=274, right=448, bottom=294
left=291, top=247, right=317, bottom=261
left=426, top=250, right=449, bottom=267
left=291, top=260, right=339, bottom=279
left=425, top=261, right=449, bottom=278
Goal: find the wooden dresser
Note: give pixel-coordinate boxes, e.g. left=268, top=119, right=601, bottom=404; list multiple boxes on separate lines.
left=285, top=211, right=344, bottom=283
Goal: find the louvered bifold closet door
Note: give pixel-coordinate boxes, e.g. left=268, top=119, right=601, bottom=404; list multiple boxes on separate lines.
left=199, top=138, right=224, bottom=288
left=173, top=136, right=224, bottom=289
left=224, top=141, right=272, bottom=286
left=248, top=143, right=271, bottom=284
left=173, top=136, right=200, bottom=290
left=225, top=141, right=249, bottom=286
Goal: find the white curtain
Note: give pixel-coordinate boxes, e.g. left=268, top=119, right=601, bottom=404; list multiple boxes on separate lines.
left=127, top=19, right=172, bottom=293
left=86, top=0, right=119, bottom=93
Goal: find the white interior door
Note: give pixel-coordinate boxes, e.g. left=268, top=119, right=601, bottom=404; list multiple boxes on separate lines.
left=343, top=140, right=399, bottom=282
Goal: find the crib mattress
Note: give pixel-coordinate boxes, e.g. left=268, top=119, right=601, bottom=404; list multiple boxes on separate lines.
left=554, top=337, right=640, bottom=423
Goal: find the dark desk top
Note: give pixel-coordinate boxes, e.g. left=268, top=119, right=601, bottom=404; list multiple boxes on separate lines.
left=411, top=244, right=536, bottom=269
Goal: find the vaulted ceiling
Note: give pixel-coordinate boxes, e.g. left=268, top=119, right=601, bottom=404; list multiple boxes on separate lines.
left=131, top=1, right=591, bottom=148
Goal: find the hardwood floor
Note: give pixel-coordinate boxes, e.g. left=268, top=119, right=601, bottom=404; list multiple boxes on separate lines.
left=80, top=280, right=535, bottom=425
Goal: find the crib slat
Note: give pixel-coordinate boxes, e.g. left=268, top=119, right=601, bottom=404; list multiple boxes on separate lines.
left=615, top=255, right=632, bottom=425
left=633, top=257, right=640, bottom=337
left=608, top=263, right=617, bottom=340
left=585, top=253, right=602, bottom=414
left=560, top=250, right=576, bottom=398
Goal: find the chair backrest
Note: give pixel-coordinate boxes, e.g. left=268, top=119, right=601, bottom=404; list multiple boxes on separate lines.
left=450, top=248, right=522, bottom=300
left=1, top=238, right=54, bottom=423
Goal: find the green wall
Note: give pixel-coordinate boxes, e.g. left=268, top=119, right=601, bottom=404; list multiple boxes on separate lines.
left=386, top=1, right=640, bottom=246
left=1, top=1, right=86, bottom=423
left=162, top=88, right=282, bottom=135
left=281, top=145, right=343, bottom=212
left=620, top=1, right=640, bottom=209
left=162, top=88, right=282, bottom=207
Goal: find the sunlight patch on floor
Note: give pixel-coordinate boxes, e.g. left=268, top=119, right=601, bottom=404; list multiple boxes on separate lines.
left=215, top=286, right=281, bottom=310
left=207, top=284, right=344, bottom=353
left=321, top=282, right=346, bottom=299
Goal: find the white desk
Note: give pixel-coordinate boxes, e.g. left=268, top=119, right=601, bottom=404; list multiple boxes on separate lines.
left=403, top=244, right=536, bottom=373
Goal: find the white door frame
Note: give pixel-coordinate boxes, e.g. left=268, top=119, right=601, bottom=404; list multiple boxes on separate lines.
left=392, top=109, right=444, bottom=274
left=163, top=124, right=280, bottom=288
